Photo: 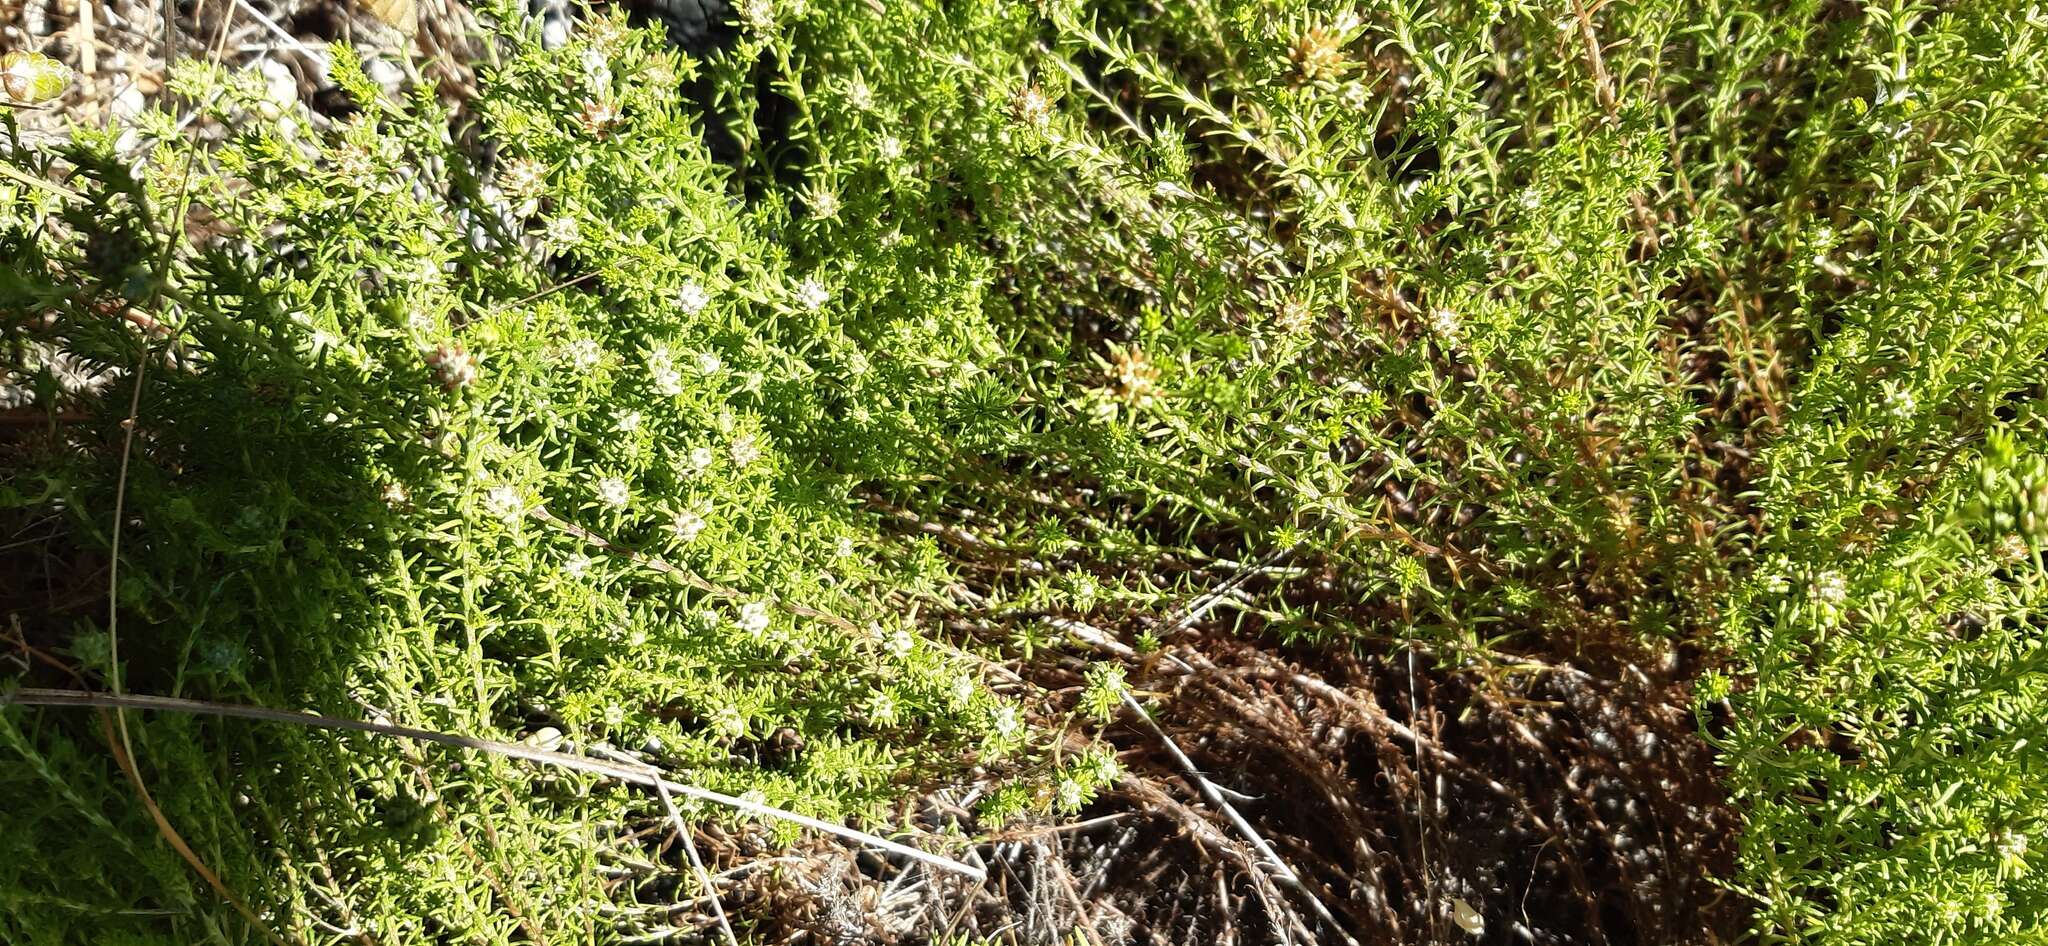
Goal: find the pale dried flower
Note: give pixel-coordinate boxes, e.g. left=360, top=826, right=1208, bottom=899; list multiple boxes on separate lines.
left=578, top=98, right=622, bottom=137
left=1108, top=346, right=1162, bottom=409
left=426, top=344, right=479, bottom=391
left=1012, top=85, right=1052, bottom=131
left=499, top=157, right=547, bottom=216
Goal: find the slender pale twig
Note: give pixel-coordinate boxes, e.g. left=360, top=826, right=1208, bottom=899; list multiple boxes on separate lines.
left=4, top=687, right=987, bottom=881
left=585, top=744, right=739, bottom=946
left=1119, top=691, right=1360, bottom=946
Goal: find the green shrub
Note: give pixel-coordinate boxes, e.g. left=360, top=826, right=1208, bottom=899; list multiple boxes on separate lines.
left=4, top=0, right=2048, bottom=942
left=0, top=12, right=1090, bottom=941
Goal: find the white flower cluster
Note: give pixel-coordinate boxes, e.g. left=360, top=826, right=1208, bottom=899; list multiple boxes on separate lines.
left=564, top=553, right=593, bottom=578
left=647, top=345, right=685, bottom=396
left=1013, top=85, right=1052, bottom=131
left=1430, top=306, right=1462, bottom=342
left=677, top=281, right=711, bottom=316
left=1811, top=570, right=1850, bottom=614
left=564, top=337, right=604, bottom=371
left=867, top=690, right=899, bottom=725
left=499, top=156, right=546, bottom=218
left=736, top=600, right=772, bottom=637
left=809, top=189, right=841, bottom=220
left=991, top=702, right=1023, bottom=739
left=796, top=277, right=830, bottom=311
left=596, top=477, right=630, bottom=509
left=485, top=484, right=524, bottom=522
left=682, top=445, right=716, bottom=477
left=671, top=507, right=707, bottom=542
left=729, top=432, right=764, bottom=468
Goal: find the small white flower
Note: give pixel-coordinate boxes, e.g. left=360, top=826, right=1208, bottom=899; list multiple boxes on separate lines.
left=729, top=432, right=764, bottom=468
left=1813, top=571, right=1849, bottom=610
left=581, top=47, right=612, bottom=87
left=684, top=445, right=716, bottom=476
left=694, top=350, right=724, bottom=375
left=949, top=674, right=976, bottom=708
left=596, top=477, right=631, bottom=508
left=736, top=600, right=772, bottom=636
left=484, top=484, right=524, bottom=521
left=543, top=215, right=581, bottom=248
left=603, top=703, right=626, bottom=728
left=877, top=136, right=903, bottom=161
left=836, top=536, right=856, bottom=558
left=1089, top=751, right=1121, bottom=785
left=564, top=337, right=603, bottom=370
left=795, top=277, right=830, bottom=311
left=867, top=690, right=898, bottom=725
left=1884, top=385, right=1917, bottom=418
left=498, top=157, right=547, bottom=217
left=1430, top=306, right=1462, bottom=340
left=677, top=281, right=711, bottom=315
left=712, top=704, right=747, bottom=740
left=1055, top=778, right=1084, bottom=811
left=616, top=410, right=642, bottom=433
left=564, top=553, right=593, bottom=578
left=647, top=346, right=685, bottom=396
left=380, top=481, right=410, bottom=508
left=991, top=702, right=1022, bottom=739
left=845, top=76, right=874, bottom=110
left=577, top=98, right=622, bottom=137
left=739, top=0, right=774, bottom=30
left=1998, top=828, right=2029, bottom=862
left=809, top=188, right=841, bottom=220
left=884, top=625, right=914, bottom=657
left=672, top=508, right=706, bottom=542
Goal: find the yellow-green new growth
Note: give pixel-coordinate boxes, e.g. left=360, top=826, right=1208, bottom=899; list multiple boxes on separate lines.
left=1, top=51, right=71, bottom=106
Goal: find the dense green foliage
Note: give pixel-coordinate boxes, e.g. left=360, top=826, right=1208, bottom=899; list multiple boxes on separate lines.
left=4, top=0, right=2047, bottom=942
